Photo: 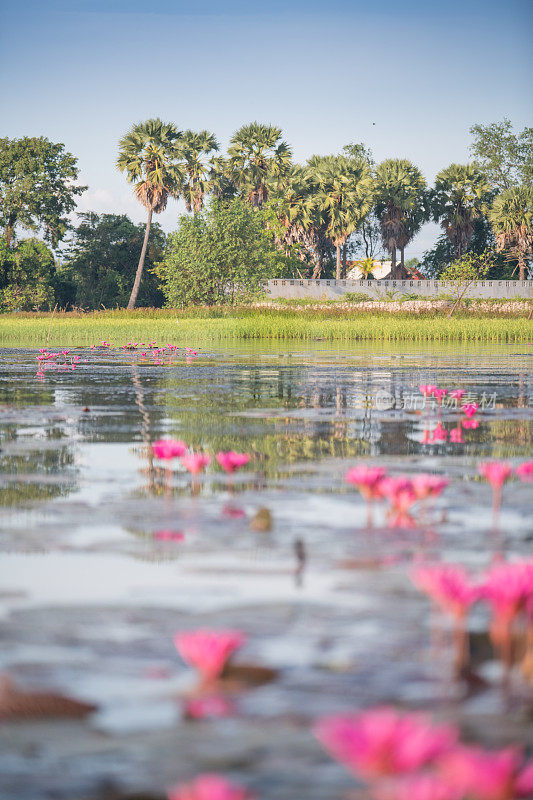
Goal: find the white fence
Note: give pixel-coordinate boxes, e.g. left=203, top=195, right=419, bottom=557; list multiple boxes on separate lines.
left=267, top=279, right=532, bottom=300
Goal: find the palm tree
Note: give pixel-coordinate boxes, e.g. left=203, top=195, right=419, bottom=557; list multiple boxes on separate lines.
left=489, top=185, right=533, bottom=280
left=228, top=122, right=292, bottom=209
left=209, top=155, right=237, bottom=202
left=431, top=163, right=489, bottom=260
left=374, top=159, right=426, bottom=278
left=308, top=155, right=373, bottom=280
left=117, top=118, right=182, bottom=309
left=180, top=129, right=219, bottom=213
left=356, top=257, right=376, bottom=279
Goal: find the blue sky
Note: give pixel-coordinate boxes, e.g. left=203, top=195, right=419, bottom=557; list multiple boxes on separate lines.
left=1, top=0, right=532, bottom=256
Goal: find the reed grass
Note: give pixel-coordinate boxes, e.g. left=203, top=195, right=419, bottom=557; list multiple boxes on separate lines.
left=1, top=308, right=532, bottom=347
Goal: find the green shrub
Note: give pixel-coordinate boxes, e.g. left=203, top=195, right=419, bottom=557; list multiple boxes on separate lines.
left=157, top=199, right=286, bottom=307
left=344, top=292, right=373, bottom=302
left=0, top=237, right=56, bottom=311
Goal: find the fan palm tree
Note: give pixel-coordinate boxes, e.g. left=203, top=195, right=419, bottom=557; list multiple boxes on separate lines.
left=228, top=122, right=292, bottom=209
left=489, top=185, right=533, bottom=280
left=209, top=155, right=237, bottom=202
left=374, top=159, right=426, bottom=278
left=431, top=163, right=489, bottom=260
left=117, top=118, right=182, bottom=309
left=180, top=129, right=219, bottom=213
left=308, top=155, right=373, bottom=279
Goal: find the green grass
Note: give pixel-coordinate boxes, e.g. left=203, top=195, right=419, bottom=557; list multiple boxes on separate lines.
left=1, top=307, right=532, bottom=347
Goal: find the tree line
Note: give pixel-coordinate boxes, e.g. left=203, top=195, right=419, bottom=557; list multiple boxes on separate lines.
left=0, top=119, right=531, bottom=310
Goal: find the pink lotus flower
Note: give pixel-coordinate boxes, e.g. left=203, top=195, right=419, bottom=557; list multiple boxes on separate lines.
left=174, top=629, right=246, bottom=681
left=152, top=439, right=188, bottom=460
left=438, top=745, right=533, bottom=800
left=433, top=389, right=447, bottom=402
left=167, top=774, right=252, bottom=800
left=478, top=461, right=512, bottom=527
left=516, top=461, right=533, bottom=482
left=462, top=418, right=479, bottom=429
left=314, top=707, right=457, bottom=779
left=479, top=560, right=533, bottom=622
left=411, top=475, right=449, bottom=501
left=380, top=477, right=416, bottom=512
left=344, top=465, right=387, bottom=500
left=462, top=403, right=479, bottom=417
left=411, top=564, right=478, bottom=619
left=222, top=505, right=246, bottom=519
left=375, top=774, right=461, bottom=800
left=216, top=451, right=251, bottom=474
left=430, top=423, right=448, bottom=442
left=419, top=385, right=437, bottom=398
left=450, top=389, right=466, bottom=401
left=479, top=560, right=533, bottom=669
left=478, top=461, right=512, bottom=489
left=449, top=428, right=463, bottom=443
left=182, top=695, right=234, bottom=720
left=154, top=530, right=185, bottom=542
left=181, top=453, right=211, bottom=474
left=388, top=510, right=417, bottom=529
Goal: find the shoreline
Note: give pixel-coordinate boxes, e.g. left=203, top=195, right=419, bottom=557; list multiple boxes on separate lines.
left=1, top=307, right=532, bottom=346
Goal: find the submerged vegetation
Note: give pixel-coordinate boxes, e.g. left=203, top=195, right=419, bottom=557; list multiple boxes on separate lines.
left=2, top=306, right=532, bottom=346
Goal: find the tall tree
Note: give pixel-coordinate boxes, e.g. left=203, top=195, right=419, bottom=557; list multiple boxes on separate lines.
left=470, top=119, right=533, bottom=192
left=180, top=129, right=219, bottom=213
left=61, top=212, right=166, bottom=308
left=431, top=163, right=489, bottom=259
left=0, top=236, right=57, bottom=311
left=488, top=185, right=533, bottom=280
left=117, top=118, right=182, bottom=309
left=374, top=159, right=426, bottom=277
left=0, top=136, right=86, bottom=248
left=342, top=142, right=382, bottom=262
left=308, top=155, right=373, bottom=279
left=228, top=122, right=292, bottom=209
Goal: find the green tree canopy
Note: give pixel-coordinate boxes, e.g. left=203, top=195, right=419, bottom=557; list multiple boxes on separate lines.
left=60, top=212, right=166, bottom=308
left=228, top=122, right=292, bottom=209
left=469, top=119, right=533, bottom=192
left=374, top=158, right=427, bottom=277
left=180, top=129, right=219, bottom=213
left=431, top=163, right=490, bottom=259
left=306, top=154, right=374, bottom=279
left=157, top=198, right=286, bottom=306
left=489, top=185, right=533, bottom=280
left=0, top=136, right=86, bottom=248
left=0, top=237, right=57, bottom=311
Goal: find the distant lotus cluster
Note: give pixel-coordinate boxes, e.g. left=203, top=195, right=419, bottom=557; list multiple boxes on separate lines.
left=418, top=385, right=482, bottom=446
left=35, top=348, right=83, bottom=378
left=345, top=465, right=449, bottom=528
left=35, top=340, right=200, bottom=379
left=344, top=457, right=532, bottom=530
left=152, top=439, right=250, bottom=476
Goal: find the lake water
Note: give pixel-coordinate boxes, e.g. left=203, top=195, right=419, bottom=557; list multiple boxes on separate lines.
left=0, top=342, right=532, bottom=799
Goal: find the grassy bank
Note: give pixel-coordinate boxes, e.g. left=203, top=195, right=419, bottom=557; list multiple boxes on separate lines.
left=1, top=307, right=532, bottom=347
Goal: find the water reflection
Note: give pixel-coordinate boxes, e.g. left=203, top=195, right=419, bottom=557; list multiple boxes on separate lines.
left=0, top=344, right=532, bottom=799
